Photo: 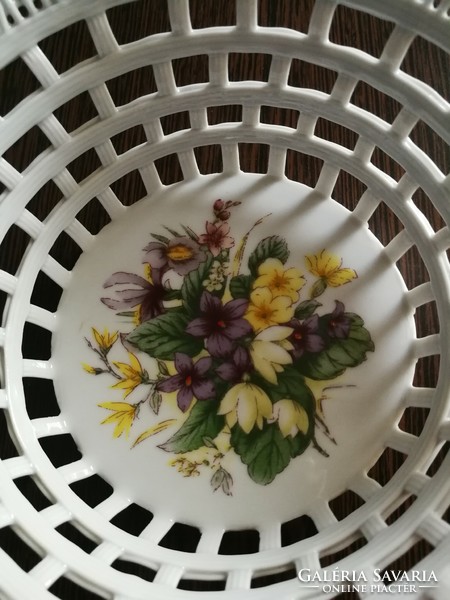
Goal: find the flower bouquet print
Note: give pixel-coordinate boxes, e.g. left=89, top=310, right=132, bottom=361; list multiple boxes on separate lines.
left=83, top=199, right=374, bottom=495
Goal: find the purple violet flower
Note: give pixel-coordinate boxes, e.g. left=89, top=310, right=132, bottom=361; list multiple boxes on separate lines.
left=143, top=236, right=206, bottom=276
left=186, top=291, right=252, bottom=358
left=328, top=300, right=351, bottom=339
left=287, top=314, right=325, bottom=359
left=101, top=270, right=165, bottom=322
left=216, top=347, right=253, bottom=383
left=156, top=353, right=215, bottom=412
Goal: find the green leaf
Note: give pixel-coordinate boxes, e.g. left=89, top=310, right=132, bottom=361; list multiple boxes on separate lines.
left=181, top=225, right=199, bottom=241
left=294, top=299, right=322, bottom=320
left=310, top=278, right=327, bottom=298
left=127, top=311, right=203, bottom=360
left=180, top=253, right=214, bottom=316
left=298, top=314, right=375, bottom=380
left=164, top=226, right=183, bottom=238
left=231, top=423, right=311, bottom=485
left=229, top=274, right=253, bottom=299
left=248, top=236, right=289, bottom=277
left=163, top=289, right=182, bottom=301
left=151, top=233, right=169, bottom=244
left=159, top=401, right=225, bottom=453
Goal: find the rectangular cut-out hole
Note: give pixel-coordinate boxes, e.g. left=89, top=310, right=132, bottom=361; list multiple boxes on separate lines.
left=412, top=187, right=446, bottom=232
left=48, top=230, right=83, bottom=271
left=219, top=529, right=260, bottom=554
left=370, top=147, right=406, bottom=181
left=281, top=514, right=317, bottom=546
left=38, top=434, right=82, bottom=469
left=173, top=55, right=209, bottom=87
left=154, top=154, right=184, bottom=185
left=260, top=106, right=299, bottom=128
left=396, top=245, right=430, bottom=290
left=329, top=490, right=365, bottom=521
left=160, top=111, right=191, bottom=135
left=49, top=575, right=105, bottom=600
left=110, top=169, right=147, bottom=205
left=207, top=104, right=242, bottom=125
left=110, top=503, right=153, bottom=536
left=0, top=410, right=20, bottom=459
left=3, top=125, right=51, bottom=172
left=107, top=65, right=157, bottom=107
left=381, top=539, right=434, bottom=573
left=426, top=441, right=449, bottom=477
left=414, top=355, right=440, bottom=389
left=414, top=301, right=439, bottom=338
left=178, top=577, right=226, bottom=591
left=320, top=536, right=367, bottom=568
left=190, top=0, right=236, bottom=27
left=31, top=271, right=63, bottom=312
left=112, top=558, right=156, bottom=582
left=22, top=322, right=52, bottom=360
left=76, top=198, right=112, bottom=235
left=351, top=81, right=402, bottom=123
left=285, top=149, right=324, bottom=188
left=239, top=143, right=269, bottom=173
left=194, top=145, right=223, bottom=174
left=0, top=224, right=31, bottom=275
left=367, top=202, right=404, bottom=246
left=107, top=0, right=170, bottom=44
left=39, top=20, right=96, bottom=74
left=70, top=474, right=113, bottom=508
left=66, top=148, right=103, bottom=183
left=288, top=59, right=337, bottom=94
left=409, top=121, right=449, bottom=176
left=332, top=170, right=367, bottom=210
left=14, top=475, right=54, bottom=511
left=56, top=522, right=98, bottom=554
left=53, top=91, right=98, bottom=133
left=159, top=523, right=201, bottom=553
left=27, top=179, right=64, bottom=222
left=398, top=406, right=430, bottom=437
left=385, top=494, right=417, bottom=525
left=111, top=124, right=147, bottom=155
left=228, top=53, right=272, bottom=82
left=0, top=289, right=8, bottom=323
left=401, top=36, right=450, bottom=102
left=0, top=527, right=42, bottom=572
left=367, top=448, right=407, bottom=487
left=251, top=565, right=298, bottom=588
left=258, top=0, right=315, bottom=32
left=0, top=57, right=41, bottom=116
left=314, top=118, right=358, bottom=151
left=24, top=377, right=60, bottom=419
left=329, top=5, right=395, bottom=58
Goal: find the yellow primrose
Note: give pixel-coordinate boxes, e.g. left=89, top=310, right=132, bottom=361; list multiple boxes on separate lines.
left=218, top=382, right=272, bottom=433
left=249, top=326, right=293, bottom=384
left=270, top=399, right=309, bottom=438
left=92, top=327, right=118, bottom=352
left=111, top=353, right=145, bottom=398
left=254, top=258, right=305, bottom=302
left=98, top=402, right=137, bottom=438
left=305, top=249, right=357, bottom=287
left=245, top=287, right=294, bottom=332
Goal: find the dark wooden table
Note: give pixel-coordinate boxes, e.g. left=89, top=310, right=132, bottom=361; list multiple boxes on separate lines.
left=0, top=1, right=448, bottom=598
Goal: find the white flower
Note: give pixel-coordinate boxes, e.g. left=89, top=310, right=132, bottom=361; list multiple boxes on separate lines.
left=270, top=399, right=309, bottom=438
left=249, top=326, right=293, bottom=384
left=218, top=382, right=272, bottom=433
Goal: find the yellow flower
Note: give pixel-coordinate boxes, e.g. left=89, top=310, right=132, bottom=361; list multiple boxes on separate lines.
left=270, top=400, right=309, bottom=438
left=111, top=353, right=145, bottom=398
left=98, top=402, right=137, bottom=438
left=305, top=250, right=357, bottom=287
left=92, top=327, right=118, bottom=352
left=245, top=287, right=294, bottom=331
left=218, top=383, right=272, bottom=433
left=82, top=363, right=96, bottom=374
left=249, top=326, right=293, bottom=384
left=253, top=258, right=305, bottom=302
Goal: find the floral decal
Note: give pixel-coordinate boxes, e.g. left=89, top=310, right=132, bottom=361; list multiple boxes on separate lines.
left=83, top=199, right=374, bottom=494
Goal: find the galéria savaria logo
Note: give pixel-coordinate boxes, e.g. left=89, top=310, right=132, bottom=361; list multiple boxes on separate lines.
left=297, top=569, right=438, bottom=595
